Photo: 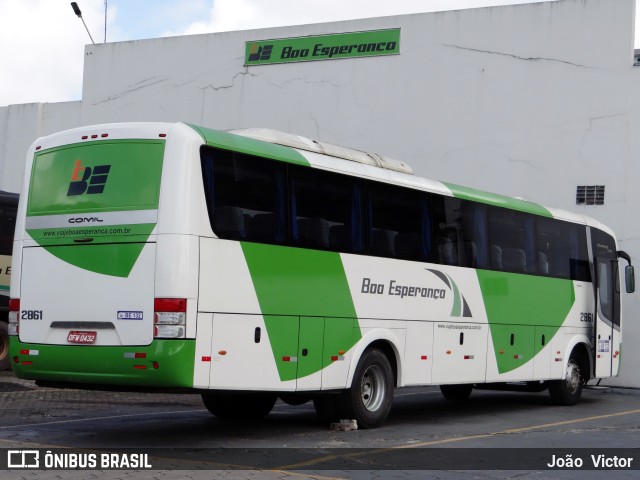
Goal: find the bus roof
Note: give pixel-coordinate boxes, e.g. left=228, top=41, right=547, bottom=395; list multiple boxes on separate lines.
left=29, top=122, right=607, bottom=233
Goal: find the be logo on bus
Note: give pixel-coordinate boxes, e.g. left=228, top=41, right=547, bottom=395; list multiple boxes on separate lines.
left=67, top=160, right=111, bottom=196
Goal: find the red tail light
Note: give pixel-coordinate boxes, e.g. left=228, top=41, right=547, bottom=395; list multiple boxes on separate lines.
left=154, top=298, right=186, bottom=312
left=154, top=298, right=186, bottom=339
left=8, top=299, right=20, bottom=335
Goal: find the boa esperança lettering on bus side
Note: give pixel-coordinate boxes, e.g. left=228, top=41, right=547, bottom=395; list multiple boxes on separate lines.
left=360, top=277, right=446, bottom=300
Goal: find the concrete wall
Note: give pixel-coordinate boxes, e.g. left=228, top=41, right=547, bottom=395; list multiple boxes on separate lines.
left=74, top=0, right=635, bottom=225
left=0, top=101, right=81, bottom=192
left=1, top=0, right=639, bottom=385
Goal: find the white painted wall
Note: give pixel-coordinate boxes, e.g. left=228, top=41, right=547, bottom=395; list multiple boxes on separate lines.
left=1, top=0, right=639, bottom=385
left=0, top=101, right=81, bottom=192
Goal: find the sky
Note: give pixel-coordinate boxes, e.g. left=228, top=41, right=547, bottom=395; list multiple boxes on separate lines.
left=0, top=0, right=634, bottom=107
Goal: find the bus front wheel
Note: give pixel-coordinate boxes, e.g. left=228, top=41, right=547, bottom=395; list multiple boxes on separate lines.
left=201, top=392, right=276, bottom=420
left=548, top=357, right=583, bottom=406
left=340, top=348, right=394, bottom=429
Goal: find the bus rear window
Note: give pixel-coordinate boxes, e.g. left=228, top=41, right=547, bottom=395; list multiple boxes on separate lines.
left=27, top=141, right=164, bottom=216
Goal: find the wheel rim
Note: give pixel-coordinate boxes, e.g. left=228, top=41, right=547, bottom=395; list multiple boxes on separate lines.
left=360, top=364, right=386, bottom=412
left=565, top=360, right=581, bottom=395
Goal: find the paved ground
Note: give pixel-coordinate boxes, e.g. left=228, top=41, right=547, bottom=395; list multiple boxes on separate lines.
left=1, top=370, right=639, bottom=479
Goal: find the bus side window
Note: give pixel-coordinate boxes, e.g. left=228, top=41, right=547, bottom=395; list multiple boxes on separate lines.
left=435, top=197, right=487, bottom=268
left=250, top=213, right=279, bottom=244
left=568, top=225, right=591, bottom=282
left=289, top=165, right=363, bottom=253
left=329, top=224, right=352, bottom=251
left=535, top=218, right=590, bottom=281
left=213, top=206, right=247, bottom=240
left=433, top=197, right=460, bottom=266
left=298, top=217, right=330, bottom=249
left=462, top=202, right=488, bottom=269
left=371, top=228, right=397, bottom=257
left=200, top=146, right=287, bottom=244
left=488, top=207, right=533, bottom=275
left=367, top=183, right=427, bottom=261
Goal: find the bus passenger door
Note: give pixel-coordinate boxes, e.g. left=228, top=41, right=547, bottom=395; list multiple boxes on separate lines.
left=590, top=229, right=619, bottom=378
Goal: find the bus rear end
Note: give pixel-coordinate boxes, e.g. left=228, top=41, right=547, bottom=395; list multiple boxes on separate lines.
left=10, top=123, right=197, bottom=389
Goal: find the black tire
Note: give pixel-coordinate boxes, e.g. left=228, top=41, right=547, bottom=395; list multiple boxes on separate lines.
left=549, top=357, right=583, bottom=406
left=340, top=348, right=394, bottom=429
left=201, top=392, right=276, bottom=420
left=0, top=322, right=9, bottom=371
left=440, top=384, right=473, bottom=400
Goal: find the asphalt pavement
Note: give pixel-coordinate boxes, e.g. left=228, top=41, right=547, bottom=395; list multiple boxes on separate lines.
left=1, top=370, right=639, bottom=479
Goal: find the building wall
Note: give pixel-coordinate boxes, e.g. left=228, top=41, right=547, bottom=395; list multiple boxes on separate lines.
left=1, top=0, right=639, bottom=385
left=0, top=101, right=81, bottom=192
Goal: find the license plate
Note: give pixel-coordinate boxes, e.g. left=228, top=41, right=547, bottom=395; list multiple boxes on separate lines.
left=117, top=311, right=143, bottom=320
left=67, top=331, right=97, bottom=344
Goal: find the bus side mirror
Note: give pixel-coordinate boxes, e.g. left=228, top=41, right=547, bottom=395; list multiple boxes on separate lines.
left=625, top=265, right=635, bottom=293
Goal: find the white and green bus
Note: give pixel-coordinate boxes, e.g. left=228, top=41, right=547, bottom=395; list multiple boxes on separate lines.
left=9, top=123, right=634, bottom=428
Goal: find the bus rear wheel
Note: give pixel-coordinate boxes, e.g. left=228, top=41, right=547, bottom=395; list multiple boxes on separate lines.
left=340, top=348, right=394, bottom=429
left=549, top=357, right=583, bottom=406
left=201, top=392, right=277, bottom=420
left=0, top=321, right=9, bottom=371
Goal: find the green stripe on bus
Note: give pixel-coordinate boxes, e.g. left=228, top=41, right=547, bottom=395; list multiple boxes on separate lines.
left=443, top=182, right=553, bottom=218
left=31, top=238, right=154, bottom=278
left=241, top=243, right=361, bottom=381
left=10, top=339, right=196, bottom=388
left=27, top=223, right=156, bottom=245
left=189, top=125, right=311, bottom=167
left=477, top=269, right=575, bottom=373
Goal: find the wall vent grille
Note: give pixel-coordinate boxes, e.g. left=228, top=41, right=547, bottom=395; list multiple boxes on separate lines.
left=576, top=185, right=605, bottom=205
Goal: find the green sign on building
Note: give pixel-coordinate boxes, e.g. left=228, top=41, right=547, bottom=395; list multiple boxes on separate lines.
left=245, top=29, right=400, bottom=66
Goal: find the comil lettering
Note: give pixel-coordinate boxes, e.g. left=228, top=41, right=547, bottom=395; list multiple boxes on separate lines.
left=68, top=217, right=103, bottom=224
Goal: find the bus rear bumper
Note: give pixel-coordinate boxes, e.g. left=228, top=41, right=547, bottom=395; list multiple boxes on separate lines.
left=9, top=338, right=196, bottom=389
